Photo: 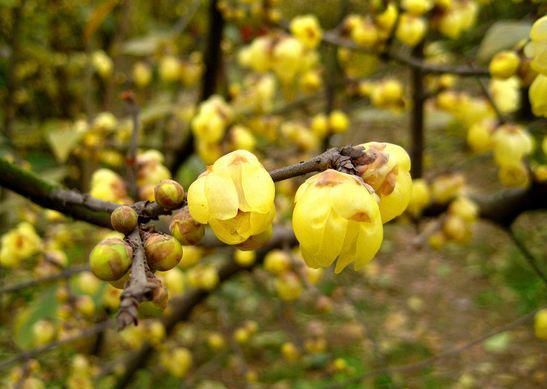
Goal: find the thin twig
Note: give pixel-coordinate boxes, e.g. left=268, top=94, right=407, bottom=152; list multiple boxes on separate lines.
left=506, top=228, right=547, bottom=286
left=0, top=265, right=89, bottom=295
left=0, top=319, right=114, bottom=371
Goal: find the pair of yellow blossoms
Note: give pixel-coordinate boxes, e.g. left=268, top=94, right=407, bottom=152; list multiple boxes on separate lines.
left=187, top=143, right=411, bottom=273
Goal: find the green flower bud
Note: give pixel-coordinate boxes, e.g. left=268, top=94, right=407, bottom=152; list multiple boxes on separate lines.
left=89, top=238, right=133, bottom=281
left=154, top=179, right=185, bottom=210
left=170, top=208, right=204, bottom=245
left=144, top=233, right=183, bottom=271
left=111, top=206, right=138, bottom=234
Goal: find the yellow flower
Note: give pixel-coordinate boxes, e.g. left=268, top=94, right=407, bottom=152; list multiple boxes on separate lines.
left=407, top=179, right=431, bottom=217
left=489, top=51, right=520, bottom=79
left=0, top=222, right=42, bottom=267
left=396, top=13, right=427, bottom=47
left=402, top=0, right=433, bottom=16
left=357, top=142, right=412, bottom=222
left=530, top=74, right=547, bottom=117
left=525, top=15, right=547, bottom=76
left=491, top=124, right=534, bottom=167
left=328, top=110, right=349, bottom=133
left=187, top=150, right=275, bottom=245
left=292, top=169, right=383, bottom=273
left=535, top=308, right=547, bottom=340
left=191, top=95, right=233, bottom=143
left=490, top=77, right=520, bottom=114
left=272, top=37, right=306, bottom=83
left=290, top=15, right=323, bottom=49
left=238, top=36, right=271, bottom=73
left=467, top=119, right=495, bottom=153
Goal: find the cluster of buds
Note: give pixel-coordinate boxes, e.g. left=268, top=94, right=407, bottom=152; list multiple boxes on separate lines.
left=431, top=0, right=479, bottom=40
left=160, top=53, right=203, bottom=85
left=358, top=79, right=405, bottom=111
left=218, top=0, right=281, bottom=24
left=238, top=33, right=319, bottom=86
left=429, top=196, right=479, bottom=249
left=467, top=121, right=535, bottom=188
left=341, top=4, right=398, bottom=49
left=435, top=91, right=494, bottom=127
left=229, top=74, right=277, bottom=114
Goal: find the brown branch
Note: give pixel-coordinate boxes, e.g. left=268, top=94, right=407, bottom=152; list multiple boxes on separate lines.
left=409, top=43, right=425, bottom=178
left=0, top=265, right=89, bottom=295
left=0, top=319, right=114, bottom=371
left=422, top=181, right=547, bottom=228
left=117, top=228, right=160, bottom=329
left=329, top=307, right=543, bottom=388
left=123, top=92, right=140, bottom=199
left=169, top=0, right=225, bottom=174
left=320, top=30, right=490, bottom=77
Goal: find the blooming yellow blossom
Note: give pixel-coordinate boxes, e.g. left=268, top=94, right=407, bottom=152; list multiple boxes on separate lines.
left=292, top=169, right=383, bottom=273
left=187, top=150, right=275, bottom=245
left=290, top=15, right=322, bottom=49
left=0, top=222, right=42, bottom=267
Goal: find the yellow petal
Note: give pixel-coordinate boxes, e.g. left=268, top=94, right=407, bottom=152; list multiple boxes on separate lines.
left=205, top=173, right=239, bottom=220
left=241, top=162, right=275, bottom=213
left=353, top=220, right=383, bottom=270
left=329, top=179, right=376, bottom=221
left=209, top=217, right=247, bottom=245
left=187, top=175, right=209, bottom=223
left=334, top=220, right=360, bottom=273
left=379, top=171, right=412, bottom=222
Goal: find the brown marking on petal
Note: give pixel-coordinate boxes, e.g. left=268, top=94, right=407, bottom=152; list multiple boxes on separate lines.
left=350, top=211, right=371, bottom=222
left=314, top=170, right=345, bottom=187
left=377, top=167, right=398, bottom=196
left=229, top=155, right=249, bottom=165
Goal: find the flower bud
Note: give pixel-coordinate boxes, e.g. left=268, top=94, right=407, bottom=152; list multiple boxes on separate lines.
left=154, top=179, right=185, bottom=210
left=89, top=238, right=133, bottom=281
left=264, top=249, right=291, bottom=275
left=169, top=208, right=204, bottom=245
left=535, top=308, right=547, bottom=340
left=32, top=320, right=56, bottom=346
left=489, top=51, right=520, bottom=79
left=396, top=13, right=426, bottom=47
left=111, top=206, right=138, bottom=234
left=275, top=272, right=303, bottom=301
left=144, top=233, right=183, bottom=271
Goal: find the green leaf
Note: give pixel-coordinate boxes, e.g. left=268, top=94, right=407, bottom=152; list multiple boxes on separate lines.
left=477, top=21, right=531, bottom=63
left=121, top=32, right=173, bottom=56
left=14, top=287, right=59, bottom=349
left=46, top=121, right=83, bottom=163
left=483, top=332, right=511, bottom=353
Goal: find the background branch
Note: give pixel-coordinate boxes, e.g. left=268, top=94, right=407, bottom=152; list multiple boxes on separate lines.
left=329, top=307, right=542, bottom=388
